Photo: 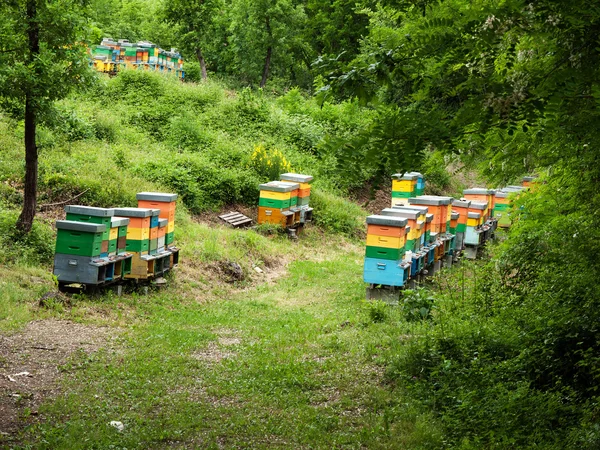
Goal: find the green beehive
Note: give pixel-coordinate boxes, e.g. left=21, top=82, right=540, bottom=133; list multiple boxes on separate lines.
left=65, top=205, right=114, bottom=241
left=55, top=220, right=106, bottom=257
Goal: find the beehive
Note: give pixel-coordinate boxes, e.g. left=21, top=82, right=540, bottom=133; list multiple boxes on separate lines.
left=391, top=173, right=419, bottom=205
left=280, top=173, right=314, bottom=222
left=136, top=192, right=178, bottom=247
left=380, top=208, right=420, bottom=252
left=258, top=181, right=299, bottom=228
left=53, top=220, right=133, bottom=285
left=465, top=212, right=483, bottom=246
left=452, top=199, right=471, bottom=250
left=493, top=190, right=512, bottom=228
left=110, top=217, right=130, bottom=256
left=408, top=196, right=452, bottom=234
left=363, top=215, right=411, bottom=287
left=522, top=175, right=537, bottom=187
left=65, top=205, right=115, bottom=257
left=381, top=207, right=427, bottom=276
left=463, top=189, right=494, bottom=220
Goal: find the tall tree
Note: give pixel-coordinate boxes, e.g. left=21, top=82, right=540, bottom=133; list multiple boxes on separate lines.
left=228, top=0, right=307, bottom=87
left=163, top=0, right=223, bottom=80
left=0, top=0, right=92, bottom=233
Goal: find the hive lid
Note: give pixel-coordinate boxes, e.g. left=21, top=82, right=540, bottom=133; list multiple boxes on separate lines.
left=381, top=208, right=419, bottom=220
left=392, top=172, right=419, bottom=181
left=158, top=218, right=169, bottom=227
left=505, top=185, right=526, bottom=191
left=408, top=195, right=452, bottom=206
left=494, top=190, right=509, bottom=198
left=426, top=214, right=434, bottom=222
left=136, top=192, right=178, bottom=202
left=453, top=199, right=471, bottom=208
left=366, top=215, right=408, bottom=227
left=56, top=220, right=106, bottom=233
left=280, top=173, right=314, bottom=184
left=110, top=217, right=130, bottom=228
left=469, top=201, right=487, bottom=210
left=522, top=176, right=537, bottom=182
left=451, top=212, right=459, bottom=220
left=150, top=209, right=160, bottom=217
left=468, top=212, right=481, bottom=219
left=393, top=205, right=429, bottom=215
left=113, top=207, right=154, bottom=218
left=259, top=181, right=300, bottom=193
left=65, top=205, right=115, bottom=217
left=406, top=171, right=424, bottom=178
left=463, top=188, right=493, bottom=195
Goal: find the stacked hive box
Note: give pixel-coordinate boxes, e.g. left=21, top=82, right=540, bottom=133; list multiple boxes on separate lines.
left=408, top=196, right=455, bottom=265
left=522, top=175, right=537, bottom=187
left=463, top=201, right=487, bottom=258
left=493, top=190, right=511, bottom=228
left=137, top=192, right=178, bottom=247
left=463, top=189, right=496, bottom=222
left=381, top=207, right=427, bottom=280
left=113, top=207, right=173, bottom=279
left=364, top=215, right=411, bottom=287
left=280, top=173, right=314, bottom=224
left=451, top=199, right=471, bottom=252
left=54, top=206, right=134, bottom=287
left=258, top=181, right=299, bottom=228
left=110, top=217, right=130, bottom=256
left=391, top=173, right=419, bottom=206
left=65, top=206, right=113, bottom=256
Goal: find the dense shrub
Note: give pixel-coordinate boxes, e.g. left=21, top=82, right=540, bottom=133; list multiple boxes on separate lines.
left=0, top=210, right=54, bottom=266
left=309, top=189, right=366, bottom=238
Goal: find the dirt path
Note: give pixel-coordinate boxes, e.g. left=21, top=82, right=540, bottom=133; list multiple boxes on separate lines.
left=0, top=319, right=120, bottom=442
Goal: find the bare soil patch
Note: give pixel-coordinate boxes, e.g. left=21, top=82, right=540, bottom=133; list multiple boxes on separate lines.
left=0, top=319, right=120, bottom=440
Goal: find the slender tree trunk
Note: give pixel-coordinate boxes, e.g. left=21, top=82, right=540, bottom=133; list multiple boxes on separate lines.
left=16, top=0, right=39, bottom=234
left=260, top=46, right=272, bottom=88
left=260, top=16, right=272, bottom=88
left=195, top=48, right=207, bottom=80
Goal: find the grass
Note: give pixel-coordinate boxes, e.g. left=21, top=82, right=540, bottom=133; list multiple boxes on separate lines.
left=4, top=228, right=442, bottom=449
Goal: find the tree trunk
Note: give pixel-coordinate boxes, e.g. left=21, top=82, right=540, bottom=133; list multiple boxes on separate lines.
left=195, top=48, right=207, bottom=80
left=260, top=16, right=273, bottom=88
left=16, top=0, right=39, bottom=234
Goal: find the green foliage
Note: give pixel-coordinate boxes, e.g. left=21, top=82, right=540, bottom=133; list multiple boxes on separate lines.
left=0, top=210, right=54, bottom=266
left=249, top=144, right=292, bottom=181
left=309, top=189, right=366, bottom=238
left=365, top=300, right=388, bottom=323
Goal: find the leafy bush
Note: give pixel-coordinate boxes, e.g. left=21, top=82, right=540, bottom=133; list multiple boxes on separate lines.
left=167, top=114, right=215, bottom=151
left=0, top=210, right=54, bottom=266
left=249, top=144, right=292, bottom=181
left=138, top=155, right=261, bottom=212
left=309, top=189, right=366, bottom=238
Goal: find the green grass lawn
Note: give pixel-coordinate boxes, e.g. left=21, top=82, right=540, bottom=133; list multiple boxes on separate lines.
left=9, top=231, right=440, bottom=449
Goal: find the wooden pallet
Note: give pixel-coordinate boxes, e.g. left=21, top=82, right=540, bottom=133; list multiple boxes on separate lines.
left=219, top=211, right=253, bottom=228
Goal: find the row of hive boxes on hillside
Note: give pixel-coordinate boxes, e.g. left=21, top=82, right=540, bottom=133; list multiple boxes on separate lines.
left=257, top=173, right=314, bottom=228
left=391, top=172, right=425, bottom=201
left=53, top=192, right=179, bottom=285
left=364, top=201, right=460, bottom=287
left=91, top=39, right=184, bottom=79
